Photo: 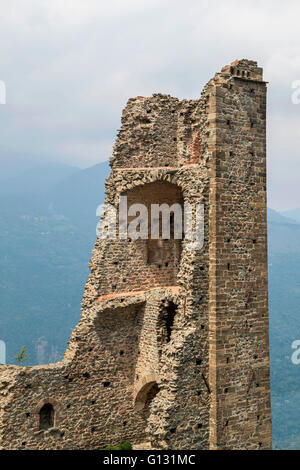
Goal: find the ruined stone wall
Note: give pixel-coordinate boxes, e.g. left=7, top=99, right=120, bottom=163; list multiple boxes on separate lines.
left=0, top=59, right=271, bottom=450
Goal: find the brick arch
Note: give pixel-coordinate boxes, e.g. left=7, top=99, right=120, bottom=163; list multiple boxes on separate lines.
left=33, top=398, right=59, bottom=432
left=133, top=374, right=159, bottom=411
left=110, top=170, right=189, bottom=206
left=115, top=172, right=186, bottom=199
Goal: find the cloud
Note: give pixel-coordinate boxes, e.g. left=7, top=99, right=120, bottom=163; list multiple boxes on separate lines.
left=0, top=0, right=300, bottom=209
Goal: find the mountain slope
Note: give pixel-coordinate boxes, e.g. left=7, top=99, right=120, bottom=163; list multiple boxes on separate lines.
left=0, top=160, right=109, bottom=365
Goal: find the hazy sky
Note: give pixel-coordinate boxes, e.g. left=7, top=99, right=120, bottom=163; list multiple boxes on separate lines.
left=0, top=0, right=300, bottom=210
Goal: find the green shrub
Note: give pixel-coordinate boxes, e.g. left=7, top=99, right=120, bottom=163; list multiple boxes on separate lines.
left=101, top=441, right=132, bottom=450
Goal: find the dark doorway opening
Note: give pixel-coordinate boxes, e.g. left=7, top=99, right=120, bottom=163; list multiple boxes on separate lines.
left=165, top=302, right=177, bottom=342
left=39, top=403, right=54, bottom=430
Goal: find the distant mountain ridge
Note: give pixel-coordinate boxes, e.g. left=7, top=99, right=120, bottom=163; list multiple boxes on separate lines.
left=0, top=162, right=80, bottom=196
left=268, top=208, right=299, bottom=225
left=282, top=208, right=300, bottom=224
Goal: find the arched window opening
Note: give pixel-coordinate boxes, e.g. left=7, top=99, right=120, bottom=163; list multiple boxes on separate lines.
left=134, top=381, right=159, bottom=411
left=39, top=403, right=54, bottom=430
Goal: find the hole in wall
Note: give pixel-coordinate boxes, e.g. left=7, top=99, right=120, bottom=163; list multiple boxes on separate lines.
left=157, top=301, right=178, bottom=354
left=165, top=302, right=177, bottom=342
left=39, top=403, right=54, bottom=430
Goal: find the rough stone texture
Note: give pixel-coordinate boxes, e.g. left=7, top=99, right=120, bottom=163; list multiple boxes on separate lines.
left=0, top=59, right=272, bottom=450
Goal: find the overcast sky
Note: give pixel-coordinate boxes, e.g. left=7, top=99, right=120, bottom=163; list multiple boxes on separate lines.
left=0, top=0, right=300, bottom=210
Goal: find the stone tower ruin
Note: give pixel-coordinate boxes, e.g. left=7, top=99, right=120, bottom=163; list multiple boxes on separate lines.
left=0, top=59, right=272, bottom=450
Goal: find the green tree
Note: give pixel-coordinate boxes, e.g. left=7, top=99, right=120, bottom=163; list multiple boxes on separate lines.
left=14, top=346, right=29, bottom=365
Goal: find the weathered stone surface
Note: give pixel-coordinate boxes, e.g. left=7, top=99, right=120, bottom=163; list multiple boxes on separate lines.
left=0, top=59, right=271, bottom=450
